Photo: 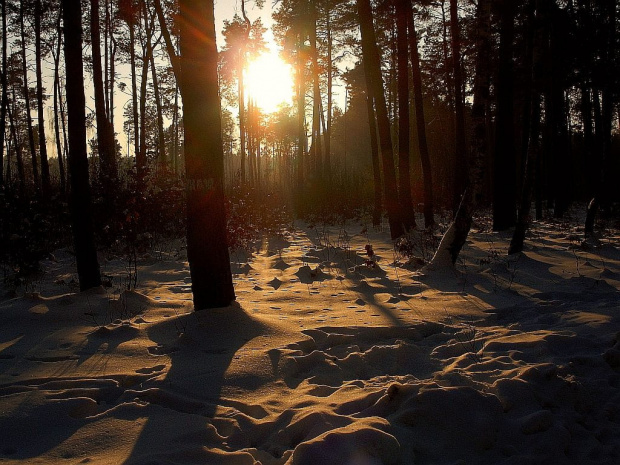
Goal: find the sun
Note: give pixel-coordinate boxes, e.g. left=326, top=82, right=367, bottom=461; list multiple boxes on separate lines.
left=245, top=51, right=294, bottom=114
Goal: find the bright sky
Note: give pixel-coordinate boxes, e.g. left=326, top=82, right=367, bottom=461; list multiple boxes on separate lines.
left=215, top=0, right=294, bottom=114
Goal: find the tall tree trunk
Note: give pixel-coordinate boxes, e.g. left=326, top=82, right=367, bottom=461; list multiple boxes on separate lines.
left=296, top=32, right=305, bottom=186
left=366, top=93, right=382, bottom=227
left=128, top=17, right=140, bottom=177
left=137, top=10, right=153, bottom=187
left=20, top=0, right=40, bottom=193
left=0, top=0, right=7, bottom=187
left=53, top=6, right=66, bottom=195
left=324, top=9, right=332, bottom=182
left=90, top=0, right=117, bottom=189
left=357, top=0, right=403, bottom=240
left=35, top=0, right=50, bottom=195
left=493, top=0, right=517, bottom=230
left=8, top=97, right=25, bottom=196
left=395, top=0, right=416, bottom=231
left=408, top=7, right=435, bottom=229
left=142, top=4, right=165, bottom=167
left=310, top=3, right=323, bottom=180
left=153, top=0, right=180, bottom=79
left=178, top=0, right=235, bottom=309
left=62, top=0, right=102, bottom=291
left=429, top=0, right=491, bottom=267
left=510, top=0, right=545, bottom=253
left=239, top=60, right=247, bottom=184
left=450, top=0, right=466, bottom=213
left=585, top=0, right=615, bottom=237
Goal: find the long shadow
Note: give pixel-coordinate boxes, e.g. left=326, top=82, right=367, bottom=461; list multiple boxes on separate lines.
left=121, top=301, right=270, bottom=464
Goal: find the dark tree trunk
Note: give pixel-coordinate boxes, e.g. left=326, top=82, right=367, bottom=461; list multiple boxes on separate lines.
left=35, top=0, right=50, bottom=195
left=128, top=17, right=140, bottom=176
left=429, top=0, right=492, bottom=267
left=296, top=33, right=305, bottom=186
left=585, top=0, right=615, bottom=237
left=153, top=0, right=180, bottom=79
left=20, top=1, right=40, bottom=192
left=53, top=6, right=66, bottom=195
left=324, top=9, right=332, bottom=182
left=310, top=3, right=323, bottom=180
left=239, top=60, right=247, bottom=184
left=450, top=0, right=467, bottom=213
left=510, top=0, right=546, bottom=254
left=62, top=0, right=102, bottom=291
left=0, top=0, right=7, bottom=187
left=408, top=7, right=435, bottom=229
left=137, top=10, right=153, bottom=188
left=395, top=0, right=416, bottom=231
left=493, top=0, right=517, bottom=231
left=90, top=0, right=117, bottom=189
left=366, top=94, right=382, bottom=227
left=357, top=0, right=403, bottom=240
left=8, top=98, right=25, bottom=196
left=178, top=0, right=235, bottom=309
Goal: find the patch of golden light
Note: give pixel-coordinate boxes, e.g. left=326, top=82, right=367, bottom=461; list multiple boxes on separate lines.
left=245, top=51, right=294, bottom=114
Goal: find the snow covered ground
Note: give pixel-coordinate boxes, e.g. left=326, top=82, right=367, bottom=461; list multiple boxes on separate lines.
left=1, top=215, right=619, bottom=464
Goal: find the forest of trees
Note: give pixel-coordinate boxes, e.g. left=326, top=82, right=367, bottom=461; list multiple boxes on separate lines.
left=0, top=0, right=618, bottom=309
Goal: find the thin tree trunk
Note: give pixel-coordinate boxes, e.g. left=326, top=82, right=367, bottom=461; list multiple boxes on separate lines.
left=408, top=7, right=434, bottom=229
left=90, top=0, right=117, bottom=188
left=450, top=0, right=466, bottom=213
left=357, top=0, right=403, bottom=240
left=178, top=0, right=235, bottom=309
left=296, top=33, right=305, bottom=186
left=128, top=18, right=140, bottom=175
left=35, top=0, right=50, bottom=195
left=137, top=9, right=153, bottom=187
left=324, top=9, right=332, bottom=182
left=153, top=0, right=180, bottom=79
left=310, top=3, right=323, bottom=180
left=238, top=60, right=247, bottom=183
left=20, top=0, right=40, bottom=192
left=0, top=0, right=8, bottom=187
left=366, top=93, right=382, bottom=227
left=53, top=6, right=66, bottom=195
left=62, top=0, right=102, bottom=290
left=8, top=97, right=25, bottom=196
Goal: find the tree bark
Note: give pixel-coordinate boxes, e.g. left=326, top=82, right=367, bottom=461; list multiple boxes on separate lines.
left=20, top=0, right=40, bottom=193
left=357, top=0, right=403, bottom=240
left=395, top=0, right=416, bottom=231
left=408, top=6, right=434, bottom=229
left=62, top=0, right=102, bottom=291
left=492, top=0, right=517, bottom=231
left=450, top=0, right=466, bottom=213
left=366, top=93, right=382, bottom=227
left=178, top=0, right=235, bottom=309
left=53, top=5, right=66, bottom=195
left=0, top=0, right=7, bottom=187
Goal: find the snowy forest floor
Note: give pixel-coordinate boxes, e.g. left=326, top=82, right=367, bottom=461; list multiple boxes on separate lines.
left=1, top=210, right=620, bottom=464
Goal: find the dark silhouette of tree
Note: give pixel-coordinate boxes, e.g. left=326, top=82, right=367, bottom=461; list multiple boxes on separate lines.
left=429, top=0, right=491, bottom=267
left=62, top=0, right=102, bottom=291
left=395, top=0, right=416, bottom=231
left=357, top=0, right=403, bottom=240
left=0, top=0, right=7, bottom=188
left=408, top=5, right=434, bottom=229
left=90, top=0, right=118, bottom=191
left=178, top=0, right=235, bottom=309
left=34, top=0, right=50, bottom=196
left=492, top=0, right=517, bottom=231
